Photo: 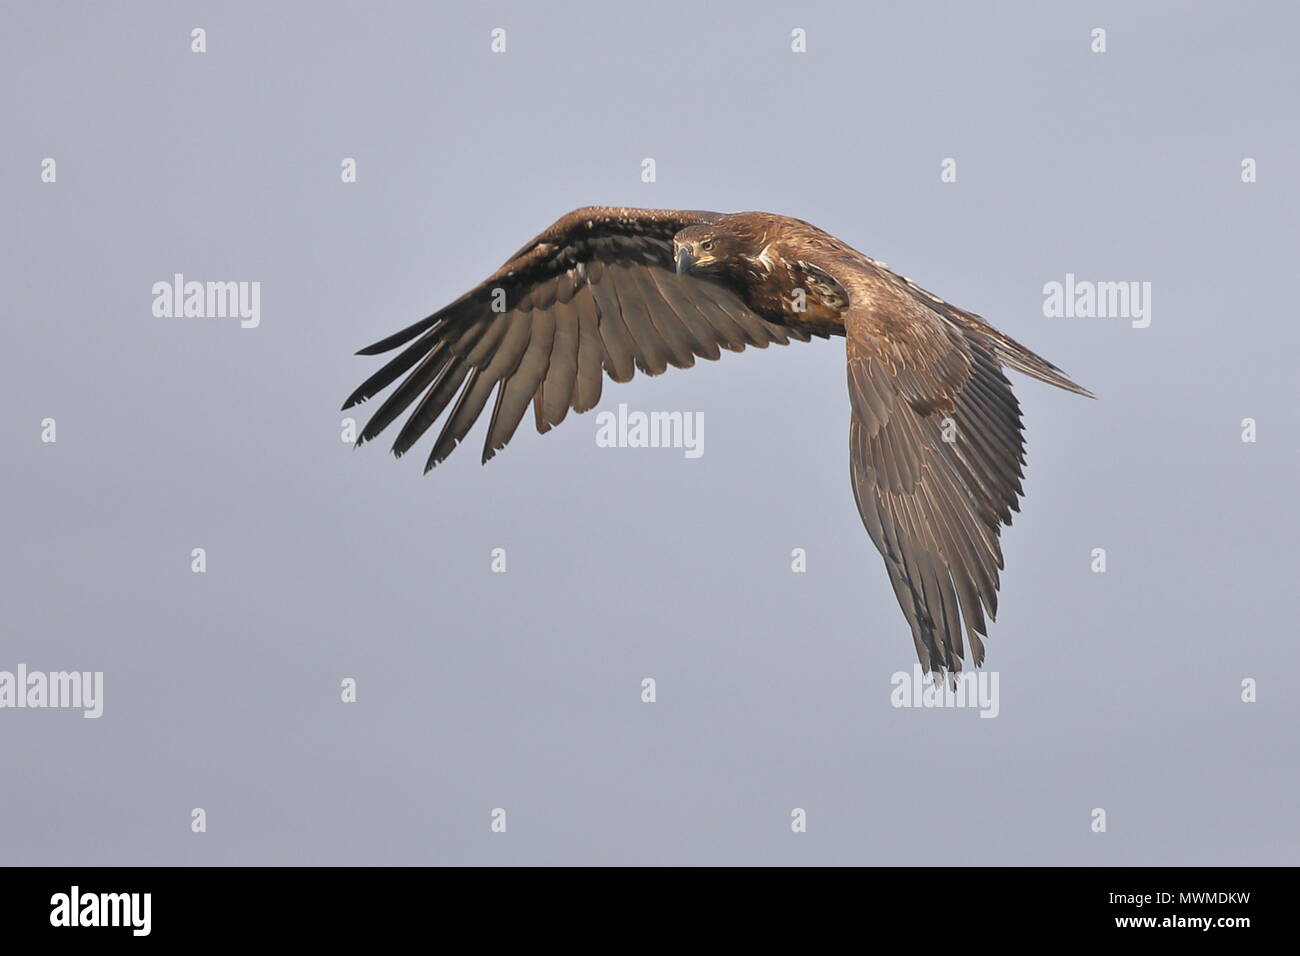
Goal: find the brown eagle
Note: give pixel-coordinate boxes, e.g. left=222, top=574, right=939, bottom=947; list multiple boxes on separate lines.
left=343, top=208, right=1092, bottom=678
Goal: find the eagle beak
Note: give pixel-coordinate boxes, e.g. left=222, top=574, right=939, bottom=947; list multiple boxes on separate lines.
left=675, top=244, right=696, bottom=276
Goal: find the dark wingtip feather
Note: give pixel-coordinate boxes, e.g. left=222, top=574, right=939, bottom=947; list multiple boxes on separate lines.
left=355, top=320, right=437, bottom=356
left=354, top=299, right=469, bottom=356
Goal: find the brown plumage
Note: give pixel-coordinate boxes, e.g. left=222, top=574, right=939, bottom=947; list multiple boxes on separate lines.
left=343, top=207, right=1093, bottom=679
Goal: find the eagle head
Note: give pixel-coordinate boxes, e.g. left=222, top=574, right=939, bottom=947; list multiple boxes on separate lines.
left=673, top=224, right=742, bottom=276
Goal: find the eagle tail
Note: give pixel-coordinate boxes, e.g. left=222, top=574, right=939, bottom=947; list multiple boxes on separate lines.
left=929, top=296, right=1095, bottom=399
left=999, top=349, right=1094, bottom=399
left=982, top=330, right=1095, bottom=399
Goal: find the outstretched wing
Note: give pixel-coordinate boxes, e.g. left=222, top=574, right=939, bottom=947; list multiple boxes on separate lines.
left=836, top=262, right=1028, bottom=678
left=343, top=206, right=812, bottom=470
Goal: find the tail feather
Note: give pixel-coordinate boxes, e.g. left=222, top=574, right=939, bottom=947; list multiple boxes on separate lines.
left=995, top=344, right=1095, bottom=399
left=957, top=317, right=1094, bottom=399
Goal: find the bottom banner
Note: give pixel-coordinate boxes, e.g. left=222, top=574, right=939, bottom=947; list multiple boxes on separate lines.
left=0, top=865, right=1279, bottom=941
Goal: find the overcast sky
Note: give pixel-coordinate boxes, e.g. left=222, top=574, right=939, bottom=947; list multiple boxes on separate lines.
left=3, top=0, right=1297, bottom=865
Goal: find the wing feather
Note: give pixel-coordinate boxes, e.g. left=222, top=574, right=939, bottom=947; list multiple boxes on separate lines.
left=428, top=309, right=534, bottom=468
left=588, top=274, right=639, bottom=383
left=645, top=270, right=723, bottom=360
left=571, top=290, right=605, bottom=414
left=485, top=308, right=556, bottom=461
left=534, top=298, right=579, bottom=432
left=607, top=265, right=671, bottom=376
left=627, top=269, right=697, bottom=369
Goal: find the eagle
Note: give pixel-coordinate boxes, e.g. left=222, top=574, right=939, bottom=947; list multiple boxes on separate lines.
left=343, top=207, right=1092, bottom=679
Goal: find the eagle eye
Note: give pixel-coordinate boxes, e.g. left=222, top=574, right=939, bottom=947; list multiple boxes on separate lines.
left=701, top=240, right=714, bottom=252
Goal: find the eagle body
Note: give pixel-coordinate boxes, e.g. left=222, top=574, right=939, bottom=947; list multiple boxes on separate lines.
left=344, top=207, right=1092, bottom=679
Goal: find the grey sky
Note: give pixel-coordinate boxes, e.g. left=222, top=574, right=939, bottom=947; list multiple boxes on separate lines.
left=3, top=0, right=1297, bottom=865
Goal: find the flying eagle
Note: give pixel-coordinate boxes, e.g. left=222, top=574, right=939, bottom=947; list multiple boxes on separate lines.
left=343, top=207, right=1092, bottom=678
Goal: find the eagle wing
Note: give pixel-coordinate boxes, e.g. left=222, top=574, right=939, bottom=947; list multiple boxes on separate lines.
left=343, top=206, right=812, bottom=469
left=831, top=258, right=1028, bottom=678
